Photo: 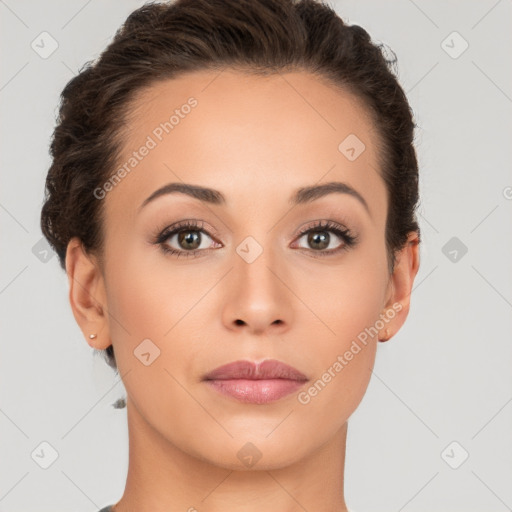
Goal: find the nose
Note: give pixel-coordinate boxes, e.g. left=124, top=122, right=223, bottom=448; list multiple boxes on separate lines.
left=221, top=242, right=294, bottom=336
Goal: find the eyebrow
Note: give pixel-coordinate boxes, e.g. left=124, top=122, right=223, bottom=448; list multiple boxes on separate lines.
left=138, top=181, right=370, bottom=215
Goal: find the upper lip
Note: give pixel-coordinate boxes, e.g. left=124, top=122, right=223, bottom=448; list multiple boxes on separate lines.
left=204, top=359, right=308, bottom=381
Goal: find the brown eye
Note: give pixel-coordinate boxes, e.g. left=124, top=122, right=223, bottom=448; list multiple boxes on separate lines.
left=293, top=220, right=357, bottom=257
left=164, top=228, right=214, bottom=252
left=297, top=228, right=348, bottom=252
left=305, top=231, right=331, bottom=250
left=154, top=220, right=221, bottom=258
left=176, top=230, right=203, bottom=250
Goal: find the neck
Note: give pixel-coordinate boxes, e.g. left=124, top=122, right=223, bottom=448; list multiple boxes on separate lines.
left=113, top=399, right=349, bottom=512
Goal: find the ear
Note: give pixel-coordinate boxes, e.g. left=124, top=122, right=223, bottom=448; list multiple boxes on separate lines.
left=378, top=231, right=420, bottom=342
left=65, top=237, right=111, bottom=350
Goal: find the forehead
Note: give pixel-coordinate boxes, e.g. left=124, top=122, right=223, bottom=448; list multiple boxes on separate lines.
left=106, top=69, right=386, bottom=221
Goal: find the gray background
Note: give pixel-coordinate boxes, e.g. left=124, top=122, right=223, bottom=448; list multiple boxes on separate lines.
left=1, top=1, right=511, bottom=511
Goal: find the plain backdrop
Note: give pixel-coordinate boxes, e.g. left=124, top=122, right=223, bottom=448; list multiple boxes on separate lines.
left=1, top=1, right=511, bottom=511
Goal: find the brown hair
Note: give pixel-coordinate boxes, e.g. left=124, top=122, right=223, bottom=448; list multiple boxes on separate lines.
left=41, top=0, right=421, bottom=370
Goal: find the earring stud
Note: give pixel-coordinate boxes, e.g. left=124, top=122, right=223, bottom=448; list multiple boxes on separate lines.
left=89, top=333, right=97, bottom=339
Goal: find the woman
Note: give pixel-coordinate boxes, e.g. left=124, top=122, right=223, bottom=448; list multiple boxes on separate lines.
left=41, top=0, right=420, bottom=510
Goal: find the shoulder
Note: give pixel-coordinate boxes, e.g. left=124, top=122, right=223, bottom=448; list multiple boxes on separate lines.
left=97, top=507, right=113, bottom=512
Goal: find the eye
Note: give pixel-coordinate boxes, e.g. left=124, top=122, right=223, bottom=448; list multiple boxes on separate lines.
left=293, top=220, right=357, bottom=257
left=153, top=219, right=357, bottom=259
left=155, top=220, right=221, bottom=259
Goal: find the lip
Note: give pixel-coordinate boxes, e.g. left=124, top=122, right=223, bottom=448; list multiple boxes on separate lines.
left=204, top=359, right=308, bottom=381
left=203, top=359, right=308, bottom=404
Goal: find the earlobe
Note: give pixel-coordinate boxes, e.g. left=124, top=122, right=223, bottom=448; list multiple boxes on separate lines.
left=378, top=231, right=420, bottom=342
left=65, top=237, right=111, bottom=350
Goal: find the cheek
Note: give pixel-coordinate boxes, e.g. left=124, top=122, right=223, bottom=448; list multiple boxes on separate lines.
left=290, top=251, right=388, bottom=420
left=102, top=240, right=215, bottom=376
left=101, top=247, right=206, bottom=423
left=292, top=293, right=380, bottom=439
left=296, top=251, right=388, bottom=344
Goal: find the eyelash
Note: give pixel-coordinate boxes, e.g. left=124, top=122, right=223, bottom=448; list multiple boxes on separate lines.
left=154, top=219, right=358, bottom=259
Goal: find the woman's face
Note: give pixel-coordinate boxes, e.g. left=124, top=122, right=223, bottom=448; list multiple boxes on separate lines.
left=86, top=69, right=414, bottom=469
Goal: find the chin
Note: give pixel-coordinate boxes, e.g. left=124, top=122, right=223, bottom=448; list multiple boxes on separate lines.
left=193, top=435, right=314, bottom=471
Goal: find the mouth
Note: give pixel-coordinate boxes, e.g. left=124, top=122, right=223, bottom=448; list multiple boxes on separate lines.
left=203, top=359, right=308, bottom=404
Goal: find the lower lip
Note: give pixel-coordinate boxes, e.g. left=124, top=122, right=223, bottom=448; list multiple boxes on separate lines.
left=205, top=379, right=307, bottom=404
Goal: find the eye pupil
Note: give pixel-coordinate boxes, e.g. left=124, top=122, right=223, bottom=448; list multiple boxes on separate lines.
left=178, top=230, right=201, bottom=250
left=308, top=231, right=329, bottom=250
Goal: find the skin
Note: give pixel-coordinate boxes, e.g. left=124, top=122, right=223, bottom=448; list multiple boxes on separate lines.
left=66, top=69, right=420, bottom=512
